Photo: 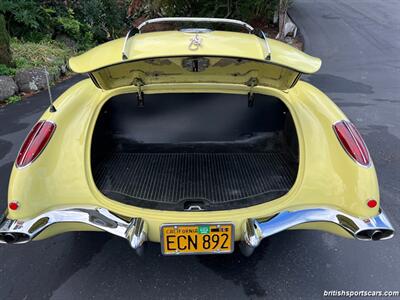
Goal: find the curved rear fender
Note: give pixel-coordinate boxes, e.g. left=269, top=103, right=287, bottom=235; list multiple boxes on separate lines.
left=7, top=79, right=103, bottom=219
left=286, top=81, right=379, bottom=218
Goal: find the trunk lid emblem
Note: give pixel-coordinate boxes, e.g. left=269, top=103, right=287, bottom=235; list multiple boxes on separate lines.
left=189, top=34, right=202, bottom=50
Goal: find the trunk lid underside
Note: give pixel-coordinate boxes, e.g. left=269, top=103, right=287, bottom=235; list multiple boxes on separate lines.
left=68, top=30, right=321, bottom=90
left=88, top=56, right=301, bottom=91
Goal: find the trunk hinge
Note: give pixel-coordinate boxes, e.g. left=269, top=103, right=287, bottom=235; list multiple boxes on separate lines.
left=246, top=78, right=258, bottom=107
left=134, top=78, right=145, bottom=108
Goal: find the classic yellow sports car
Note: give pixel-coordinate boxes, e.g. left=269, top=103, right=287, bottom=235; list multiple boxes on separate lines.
left=0, top=18, right=394, bottom=256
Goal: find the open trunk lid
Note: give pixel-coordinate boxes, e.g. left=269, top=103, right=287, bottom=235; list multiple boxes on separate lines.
left=69, top=23, right=321, bottom=90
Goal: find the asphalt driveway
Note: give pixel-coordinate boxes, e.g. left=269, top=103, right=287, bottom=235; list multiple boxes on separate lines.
left=0, top=1, right=399, bottom=299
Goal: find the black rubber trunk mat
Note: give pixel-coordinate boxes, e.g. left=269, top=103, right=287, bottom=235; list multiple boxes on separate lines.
left=93, top=152, right=296, bottom=211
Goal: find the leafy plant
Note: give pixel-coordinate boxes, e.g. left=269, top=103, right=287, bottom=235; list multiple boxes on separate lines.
left=57, top=13, right=81, bottom=41
left=237, top=0, right=279, bottom=22
left=10, top=38, right=73, bottom=75
left=73, top=0, right=130, bottom=42
left=1, top=0, right=283, bottom=50
left=6, top=95, right=21, bottom=104
left=0, top=63, right=16, bottom=76
left=0, top=0, right=129, bottom=47
left=133, top=0, right=280, bottom=24
left=0, top=0, right=54, bottom=41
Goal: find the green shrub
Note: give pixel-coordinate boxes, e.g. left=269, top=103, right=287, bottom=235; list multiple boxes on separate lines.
left=77, top=29, right=96, bottom=51
left=237, top=0, right=279, bottom=22
left=58, top=16, right=81, bottom=40
left=6, top=95, right=21, bottom=104
left=0, top=0, right=129, bottom=47
left=0, top=0, right=54, bottom=42
left=1, top=0, right=282, bottom=50
left=0, top=63, right=16, bottom=76
left=73, top=0, right=130, bottom=42
left=135, top=0, right=280, bottom=24
left=10, top=38, right=73, bottom=74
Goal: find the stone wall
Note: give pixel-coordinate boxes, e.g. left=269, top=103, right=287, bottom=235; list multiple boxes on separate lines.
left=0, top=66, right=68, bottom=102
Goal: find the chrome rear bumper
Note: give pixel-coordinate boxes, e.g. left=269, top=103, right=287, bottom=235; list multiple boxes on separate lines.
left=240, top=208, right=395, bottom=256
left=0, top=208, right=147, bottom=252
left=0, top=207, right=394, bottom=255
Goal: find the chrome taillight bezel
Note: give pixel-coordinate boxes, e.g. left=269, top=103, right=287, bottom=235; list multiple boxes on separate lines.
left=333, top=120, right=372, bottom=168
left=15, top=120, right=57, bottom=169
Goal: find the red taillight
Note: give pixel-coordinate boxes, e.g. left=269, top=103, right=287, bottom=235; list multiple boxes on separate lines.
left=333, top=120, right=371, bottom=167
left=367, top=199, right=377, bottom=208
left=16, top=121, right=56, bottom=168
left=9, top=202, right=19, bottom=210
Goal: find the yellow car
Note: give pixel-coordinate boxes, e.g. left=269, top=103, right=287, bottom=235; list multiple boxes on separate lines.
left=0, top=18, right=394, bottom=256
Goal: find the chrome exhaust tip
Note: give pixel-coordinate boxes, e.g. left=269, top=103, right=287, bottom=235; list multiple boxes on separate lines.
left=3, top=233, right=17, bottom=243
left=370, top=230, right=384, bottom=241
left=355, top=229, right=394, bottom=241
left=0, top=232, right=30, bottom=244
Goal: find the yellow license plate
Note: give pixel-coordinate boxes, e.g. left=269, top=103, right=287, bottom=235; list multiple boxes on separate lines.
left=161, top=223, right=234, bottom=255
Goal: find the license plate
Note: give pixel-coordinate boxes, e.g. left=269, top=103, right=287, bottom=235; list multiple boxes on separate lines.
left=161, top=223, right=234, bottom=255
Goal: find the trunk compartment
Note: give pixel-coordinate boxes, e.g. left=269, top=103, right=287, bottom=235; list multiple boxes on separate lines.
left=91, top=92, right=299, bottom=211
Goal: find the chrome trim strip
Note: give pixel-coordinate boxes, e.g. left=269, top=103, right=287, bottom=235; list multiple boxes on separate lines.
left=0, top=207, right=147, bottom=250
left=241, top=208, right=394, bottom=252
left=138, top=17, right=254, bottom=33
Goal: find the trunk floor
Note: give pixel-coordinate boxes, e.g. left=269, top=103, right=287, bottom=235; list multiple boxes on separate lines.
left=93, top=152, right=296, bottom=211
